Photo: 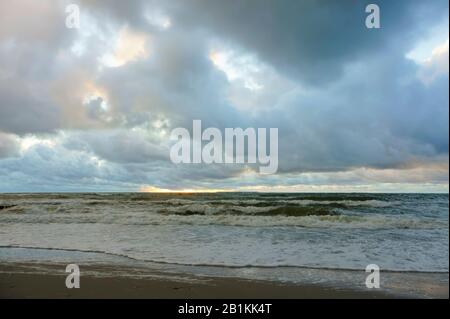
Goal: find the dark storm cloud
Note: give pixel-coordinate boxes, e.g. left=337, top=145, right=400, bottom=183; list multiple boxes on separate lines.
left=80, top=0, right=449, bottom=85
left=162, top=0, right=449, bottom=85
left=269, top=51, right=449, bottom=173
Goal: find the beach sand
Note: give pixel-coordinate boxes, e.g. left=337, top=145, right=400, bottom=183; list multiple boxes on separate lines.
left=0, top=262, right=401, bottom=299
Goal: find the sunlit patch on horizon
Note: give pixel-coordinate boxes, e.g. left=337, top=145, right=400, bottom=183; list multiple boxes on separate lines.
left=139, top=185, right=232, bottom=193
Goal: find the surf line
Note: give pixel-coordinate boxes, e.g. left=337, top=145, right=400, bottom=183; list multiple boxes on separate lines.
left=170, top=120, right=278, bottom=174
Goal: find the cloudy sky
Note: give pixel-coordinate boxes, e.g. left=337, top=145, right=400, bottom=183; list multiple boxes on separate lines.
left=0, top=0, right=448, bottom=192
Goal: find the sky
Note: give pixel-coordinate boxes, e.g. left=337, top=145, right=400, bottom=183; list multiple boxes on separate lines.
left=0, top=0, right=448, bottom=193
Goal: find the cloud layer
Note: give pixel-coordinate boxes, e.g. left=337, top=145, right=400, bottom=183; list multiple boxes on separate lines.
left=0, top=0, right=448, bottom=192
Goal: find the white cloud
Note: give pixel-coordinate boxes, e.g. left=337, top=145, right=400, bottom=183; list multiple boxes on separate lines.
left=100, top=26, right=150, bottom=68
left=418, top=39, right=449, bottom=84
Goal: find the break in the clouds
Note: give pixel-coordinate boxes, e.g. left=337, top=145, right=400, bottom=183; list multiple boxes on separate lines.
left=0, top=0, right=448, bottom=192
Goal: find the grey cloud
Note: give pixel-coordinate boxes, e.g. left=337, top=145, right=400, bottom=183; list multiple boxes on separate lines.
left=0, top=76, right=61, bottom=134
left=0, top=0, right=448, bottom=191
left=94, top=27, right=245, bottom=130
left=64, top=130, right=169, bottom=164
left=163, top=0, right=449, bottom=85
left=268, top=52, right=449, bottom=173
left=0, top=0, right=72, bottom=46
left=0, top=0, right=81, bottom=135
left=0, top=132, right=20, bottom=158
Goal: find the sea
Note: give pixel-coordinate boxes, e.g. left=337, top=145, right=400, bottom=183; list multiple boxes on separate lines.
left=0, top=192, right=448, bottom=297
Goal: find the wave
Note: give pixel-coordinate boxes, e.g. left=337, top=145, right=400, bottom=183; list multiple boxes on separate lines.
left=1, top=245, right=448, bottom=273
left=153, top=198, right=399, bottom=208
left=0, top=209, right=446, bottom=229
left=157, top=204, right=338, bottom=217
left=0, top=204, right=16, bottom=210
left=281, top=199, right=399, bottom=208
left=148, top=213, right=447, bottom=229
left=0, top=195, right=447, bottom=230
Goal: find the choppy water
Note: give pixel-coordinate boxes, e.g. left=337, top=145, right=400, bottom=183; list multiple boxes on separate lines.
left=0, top=193, right=448, bottom=274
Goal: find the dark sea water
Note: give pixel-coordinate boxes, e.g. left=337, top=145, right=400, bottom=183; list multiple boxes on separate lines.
left=0, top=193, right=448, bottom=297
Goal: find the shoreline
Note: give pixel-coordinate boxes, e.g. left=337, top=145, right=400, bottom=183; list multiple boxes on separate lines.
left=0, top=246, right=448, bottom=299
left=0, top=262, right=398, bottom=299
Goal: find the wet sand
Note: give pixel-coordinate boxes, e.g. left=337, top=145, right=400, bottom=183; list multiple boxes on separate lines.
left=0, top=262, right=396, bottom=299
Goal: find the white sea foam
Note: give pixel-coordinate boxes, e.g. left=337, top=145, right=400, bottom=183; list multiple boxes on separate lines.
left=0, top=193, right=448, bottom=273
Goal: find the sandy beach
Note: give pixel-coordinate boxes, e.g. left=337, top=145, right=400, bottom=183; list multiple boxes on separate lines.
left=0, top=262, right=401, bottom=299
left=1, top=193, right=448, bottom=299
